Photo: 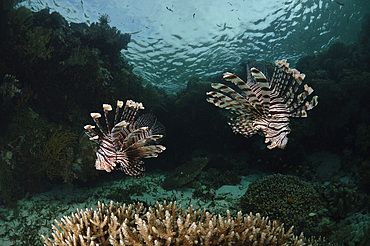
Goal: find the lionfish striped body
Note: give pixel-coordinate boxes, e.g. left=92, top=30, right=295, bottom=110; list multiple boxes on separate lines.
left=206, top=60, right=318, bottom=149
left=84, top=99, right=165, bottom=178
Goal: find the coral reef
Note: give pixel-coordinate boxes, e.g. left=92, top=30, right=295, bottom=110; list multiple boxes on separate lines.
left=0, top=106, right=49, bottom=206
left=322, top=180, right=368, bottom=220
left=355, top=123, right=370, bottom=156
left=330, top=213, right=370, bottom=245
left=38, top=131, right=78, bottom=180
left=162, top=157, right=210, bottom=189
left=23, top=26, right=54, bottom=62
left=0, top=2, right=164, bottom=202
left=318, top=213, right=370, bottom=246
left=38, top=131, right=100, bottom=188
left=240, top=174, right=323, bottom=235
left=42, top=200, right=324, bottom=246
left=0, top=74, right=21, bottom=106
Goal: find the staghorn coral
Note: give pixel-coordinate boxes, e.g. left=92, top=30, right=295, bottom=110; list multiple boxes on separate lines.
left=240, top=174, right=323, bottom=235
left=42, top=200, right=324, bottom=246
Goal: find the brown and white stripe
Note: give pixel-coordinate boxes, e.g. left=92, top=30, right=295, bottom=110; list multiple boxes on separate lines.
left=85, top=100, right=165, bottom=178
left=206, top=59, right=318, bottom=149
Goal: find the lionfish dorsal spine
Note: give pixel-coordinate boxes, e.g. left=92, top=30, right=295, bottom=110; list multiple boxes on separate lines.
left=290, top=84, right=314, bottom=109
left=90, top=112, right=107, bottom=137
left=84, top=124, right=98, bottom=141
left=102, top=104, right=113, bottom=133
left=271, top=60, right=291, bottom=97
left=250, top=68, right=270, bottom=116
left=289, top=69, right=306, bottom=96
left=114, top=100, right=124, bottom=126
left=120, top=100, right=144, bottom=123
left=246, top=64, right=252, bottom=83
left=290, top=95, right=318, bottom=117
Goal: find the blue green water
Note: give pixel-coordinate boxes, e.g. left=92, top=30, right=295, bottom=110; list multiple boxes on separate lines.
left=19, top=0, right=369, bottom=92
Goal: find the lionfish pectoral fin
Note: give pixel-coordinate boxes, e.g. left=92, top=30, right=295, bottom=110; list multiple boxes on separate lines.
left=128, top=135, right=164, bottom=149
left=117, top=160, right=145, bottom=178
left=135, top=145, right=166, bottom=158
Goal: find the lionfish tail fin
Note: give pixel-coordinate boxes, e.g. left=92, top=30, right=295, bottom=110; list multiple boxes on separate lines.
left=131, top=145, right=166, bottom=158
left=118, top=160, right=145, bottom=179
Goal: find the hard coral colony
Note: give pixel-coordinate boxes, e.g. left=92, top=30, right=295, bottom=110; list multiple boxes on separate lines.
left=84, top=99, right=166, bottom=178
left=207, top=60, right=318, bottom=149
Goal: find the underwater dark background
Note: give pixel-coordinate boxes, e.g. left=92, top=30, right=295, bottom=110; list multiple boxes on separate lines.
left=0, top=0, right=369, bottom=245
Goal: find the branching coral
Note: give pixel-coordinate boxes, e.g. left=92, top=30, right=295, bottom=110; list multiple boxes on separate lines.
left=42, top=200, right=324, bottom=246
left=240, top=174, right=323, bottom=235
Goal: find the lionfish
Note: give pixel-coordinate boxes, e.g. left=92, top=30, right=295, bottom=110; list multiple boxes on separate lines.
left=206, top=59, right=318, bottom=149
left=84, top=99, right=166, bottom=178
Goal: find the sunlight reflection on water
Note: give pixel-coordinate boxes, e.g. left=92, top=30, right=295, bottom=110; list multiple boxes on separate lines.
left=19, top=0, right=368, bottom=92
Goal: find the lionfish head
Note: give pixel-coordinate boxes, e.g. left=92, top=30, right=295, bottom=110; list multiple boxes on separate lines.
left=84, top=99, right=166, bottom=178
